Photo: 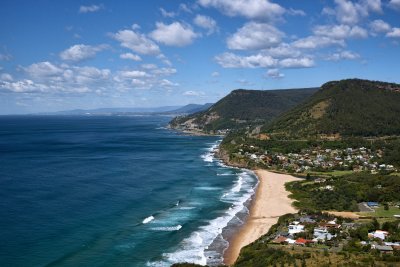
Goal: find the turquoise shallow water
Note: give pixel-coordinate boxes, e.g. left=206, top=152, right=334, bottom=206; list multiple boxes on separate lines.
left=0, top=115, right=257, bottom=267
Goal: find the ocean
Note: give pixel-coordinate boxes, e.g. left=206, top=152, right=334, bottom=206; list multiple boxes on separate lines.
left=0, top=115, right=257, bottom=267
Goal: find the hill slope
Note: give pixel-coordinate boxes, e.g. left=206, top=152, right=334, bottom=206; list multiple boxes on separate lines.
left=263, top=79, right=400, bottom=139
left=169, top=88, right=318, bottom=134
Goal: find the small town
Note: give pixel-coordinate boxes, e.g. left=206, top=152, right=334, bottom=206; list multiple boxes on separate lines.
left=233, top=145, right=397, bottom=174
left=262, top=211, right=400, bottom=260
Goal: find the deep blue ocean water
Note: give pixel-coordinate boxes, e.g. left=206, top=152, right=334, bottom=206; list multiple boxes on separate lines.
left=0, top=115, right=257, bottom=267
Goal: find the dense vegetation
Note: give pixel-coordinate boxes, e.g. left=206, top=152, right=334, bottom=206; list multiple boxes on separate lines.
left=287, top=173, right=400, bottom=211
left=263, top=79, right=400, bottom=139
left=170, top=88, right=317, bottom=132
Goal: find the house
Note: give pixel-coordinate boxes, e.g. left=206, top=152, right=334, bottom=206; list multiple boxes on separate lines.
left=272, top=236, right=288, bottom=244
left=295, top=238, right=313, bottom=246
left=374, top=245, right=393, bottom=254
left=368, top=230, right=389, bottom=240
left=299, top=216, right=316, bottom=224
left=367, top=202, right=379, bottom=208
left=313, top=227, right=335, bottom=241
left=320, top=219, right=341, bottom=229
left=288, top=221, right=305, bottom=234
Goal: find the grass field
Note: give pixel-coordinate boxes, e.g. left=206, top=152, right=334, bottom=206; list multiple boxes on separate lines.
left=359, top=206, right=400, bottom=218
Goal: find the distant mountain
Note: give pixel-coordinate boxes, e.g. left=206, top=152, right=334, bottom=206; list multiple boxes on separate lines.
left=169, top=88, right=318, bottom=134
left=36, top=106, right=185, bottom=115
left=263, top=79, right=400, bottom=139
left=165, top=103, right=213, bottom=114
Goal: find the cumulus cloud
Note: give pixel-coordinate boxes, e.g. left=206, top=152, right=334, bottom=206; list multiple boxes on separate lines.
left=149, top=22, right=198, bottom=46
left=193, top=15, right=218, bottom=35
left=331, top=0, right=382, bottom=25
left=211, top=71, right=220, bottom=77
left=369, top=19, right=391, bottom=34
left=227, top=22, right=285, bottom=50
left=325, top=50, right=360, bottom=61
left=313, top=24, right=368, bottom=39
left=215, top=51, right=314, bottom=69
left=79, top=4, right=104, bottom=13
left=215, top=52, right=277, bottom=68
left=112, top=29, right=160, bottom=55
left=1, top=62, right=111, bottom=93
left=386, top=28, right=400, bottom=38
left=198, top=0, right=285, bottom=20
left=0, top=73, right=13, bottom=81
left=389, top=0, right=400, bottom=10
left=60, top=44, right=108, bottom=62
left=120, top=53, right=142, bottom=61
left=279, top=57, right=314, bottom=68
left=292, top=36, right=345, bottom=49
left=266, top=69, right=284, bottom=78
left=160, top=8, right=176, bottom=18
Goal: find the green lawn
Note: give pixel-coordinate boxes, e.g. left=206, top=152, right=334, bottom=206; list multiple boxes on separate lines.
left=359, top=206, right=400, bottom=218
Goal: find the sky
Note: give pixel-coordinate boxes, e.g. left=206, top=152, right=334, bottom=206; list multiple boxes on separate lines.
left=0, top=0, right=399, bottom=114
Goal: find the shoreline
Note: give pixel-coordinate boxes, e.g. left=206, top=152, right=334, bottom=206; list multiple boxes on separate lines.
left=223, top=170, right=302, bottom=265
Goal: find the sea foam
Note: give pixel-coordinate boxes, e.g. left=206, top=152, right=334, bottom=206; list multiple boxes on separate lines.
left=142, top=216, right=155, bottom=224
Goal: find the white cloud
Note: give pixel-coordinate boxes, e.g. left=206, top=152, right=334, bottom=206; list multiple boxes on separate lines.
left=120, top=53, right=142, bottom=61
left=325, top=50, right=360, bottom=61
left=2, top=62, right=111, bottom=94
left=183, top=90, right=203, bottom=96
left=118, top=70, right=149, bottom=78
left=79, top=4, right=103, bottom=13
left=150, top=22, right=198, bottom=47
left=25, top=61, right=63, bottom=78
left=60, top=44, right=108, bottom=62
left=387, top=28, right=400, bottom=38
left=332, top=0, right=382, bottom=25
left=265, top=43, right=302, bottom=58
left=198, top=0, right=285, bottom=20
left=179, top=3, right=193, bottom=13
left=194, top=15, right=218, bottom=35
left=112, top=29, right=160, bottom=55
left=215, top=52, right=277, bottom=68
left=292, top=36, right=345, bottom=49
left=0, top=53, right=12, bottom=61
left=0, top=79, right=44, bottom=93
left=279, top=57, right=314, bottom=68
left=151, top=67, right=177, bottom=76
left=227, top=22, right=284, bottom=50
left=211, top=71, right=220, bottom=77
left=0, top=73, right=13, bottom=81
left=288, top=8, right=306, bottom=16
left=160, top=8, right=176, bottom=18
left=266, top=69, right=284, bottom=78
left=370, top=20, right=391, bottom=34
left=389, top=0, right=400, bottom=10
left=313, top=24, right=368, bottom=39
left=160, top=79, right=179, bottom=88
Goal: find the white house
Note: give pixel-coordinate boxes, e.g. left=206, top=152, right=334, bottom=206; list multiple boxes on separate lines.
left=288, top=221, right=305, bottom=234
left=369, top=230, right=389, bottom=240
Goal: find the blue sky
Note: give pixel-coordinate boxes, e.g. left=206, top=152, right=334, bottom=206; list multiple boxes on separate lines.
left=0, top=0, right=399, bottom=114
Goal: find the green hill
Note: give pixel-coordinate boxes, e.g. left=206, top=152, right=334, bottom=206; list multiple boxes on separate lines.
left=169, top=88, right=318, bottom=134
left=263, top=79, right=400, bottom=139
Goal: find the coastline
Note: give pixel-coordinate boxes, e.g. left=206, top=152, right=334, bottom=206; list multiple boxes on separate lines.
left=223, top=170, right=302, bottom=265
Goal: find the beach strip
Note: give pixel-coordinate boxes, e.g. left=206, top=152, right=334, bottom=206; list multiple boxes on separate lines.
left=223, top=170, right=302, bottom=265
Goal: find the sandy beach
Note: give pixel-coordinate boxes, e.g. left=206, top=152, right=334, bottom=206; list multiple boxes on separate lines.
left=224, top=170, right=302, bottom=265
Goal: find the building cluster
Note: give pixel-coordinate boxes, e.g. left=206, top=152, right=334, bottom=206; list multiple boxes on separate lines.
left=271, top=215, right=342, bottom=246
left=236, top=146, right=396, bottom=173
left=268, top=213, right=400, bottom=255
